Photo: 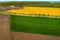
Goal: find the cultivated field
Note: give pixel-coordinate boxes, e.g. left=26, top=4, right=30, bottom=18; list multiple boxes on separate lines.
left=10, top=15, right=60, bottom=36
left=7, top=7, right=60, bottom=16
left=8, top=6, right=60, bottom=36
left=1, top=14, right=60, bottom=40
left=0, top=1, right=60, bottom=40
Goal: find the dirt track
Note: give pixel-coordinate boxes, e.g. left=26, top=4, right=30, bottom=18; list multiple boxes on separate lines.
left=0, top=14, right=10, bottom=40
left=0, top=14, right=60, bottom=40
left=12, top=32, right=60, bottom=40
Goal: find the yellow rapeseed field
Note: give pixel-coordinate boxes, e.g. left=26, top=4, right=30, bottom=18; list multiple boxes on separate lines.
left=7, top=7, right=60, bottom=16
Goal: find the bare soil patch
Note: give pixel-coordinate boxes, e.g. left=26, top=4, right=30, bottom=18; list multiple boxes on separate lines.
left=12, top=32, right=60, bottom=40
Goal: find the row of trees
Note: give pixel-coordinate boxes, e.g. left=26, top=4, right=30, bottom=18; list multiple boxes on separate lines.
left=0, top=2, right=60, bottom=8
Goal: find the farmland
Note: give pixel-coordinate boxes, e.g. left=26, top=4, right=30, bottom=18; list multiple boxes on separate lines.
left=10, top=15, right=60, bottom=36
left=7, top=7, right=60, bottom=16
left=0, top=1, right=60, bottom=36
left=6, top=2, right=60, bottom=36
left=0, top=1, right=60, bottom=40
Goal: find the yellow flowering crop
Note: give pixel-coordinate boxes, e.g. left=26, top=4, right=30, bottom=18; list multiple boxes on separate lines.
left=7, top=7, right=60, bottom=16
